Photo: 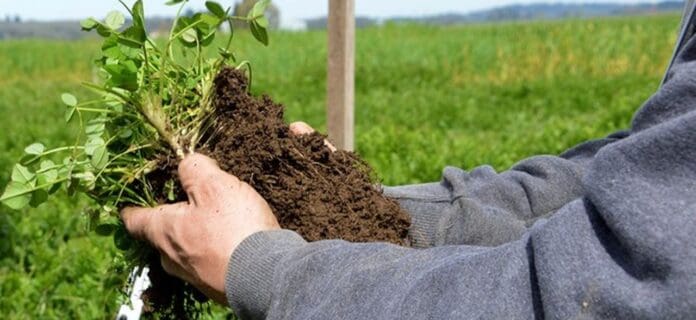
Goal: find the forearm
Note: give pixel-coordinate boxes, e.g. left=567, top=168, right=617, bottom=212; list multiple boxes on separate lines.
left=229, top=124, right=696, bottom=319
left=229, top=198, right=695, bottom=320
left=385, top=138, right=621, bottom=248
left=227, top=229, right=537, bottom=320
left=226, top=41, right=696, bottom=317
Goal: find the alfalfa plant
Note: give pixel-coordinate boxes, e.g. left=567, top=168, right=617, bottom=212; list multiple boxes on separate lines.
left=0, top=0, right=270, bottom=317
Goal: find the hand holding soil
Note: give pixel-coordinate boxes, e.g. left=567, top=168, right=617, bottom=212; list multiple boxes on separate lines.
left=121, top=153, right=280, bottom=305
left=123, top=68, right=410, bottom=315
left=121, top=123, right=337, bottom=305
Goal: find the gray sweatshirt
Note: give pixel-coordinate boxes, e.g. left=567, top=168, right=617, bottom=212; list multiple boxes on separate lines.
left=224, top=26, right=696, bottom=320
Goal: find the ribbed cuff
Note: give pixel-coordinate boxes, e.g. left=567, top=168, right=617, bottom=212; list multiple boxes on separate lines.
left=225, top=230, right=307, bottom=319
left=383, top=183, right=452, bottom=248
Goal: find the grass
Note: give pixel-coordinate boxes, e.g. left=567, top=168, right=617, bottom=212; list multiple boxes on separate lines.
left=0, top=13, right=680, bottom=318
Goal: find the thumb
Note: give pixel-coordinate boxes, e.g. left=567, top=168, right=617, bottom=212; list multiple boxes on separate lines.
left=178, top=153, right=220, bottom=206
left=121, top=206, right=160, bottom=242
left=120, top=203, right=186, bottom=249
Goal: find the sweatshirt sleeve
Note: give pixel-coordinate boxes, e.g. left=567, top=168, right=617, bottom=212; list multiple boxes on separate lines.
left=227, top=103, right=696, bottom=319
left=225, top=23, right=696, bottom=320
left=384, top=132, right=625, bottom=248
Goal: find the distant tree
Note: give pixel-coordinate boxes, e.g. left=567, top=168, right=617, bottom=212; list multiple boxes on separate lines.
left=232, top=0, right=280, bottom=29
left=14, top=15, right=21, bottom=23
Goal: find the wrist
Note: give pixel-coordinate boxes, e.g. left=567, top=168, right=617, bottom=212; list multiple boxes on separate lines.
left=225, top=230, right=306, bottom=318
left=383, top=183, right=453, bottom=248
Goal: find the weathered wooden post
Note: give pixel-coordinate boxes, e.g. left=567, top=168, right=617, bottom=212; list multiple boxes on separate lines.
left=327, top=0, right=355, bottom=151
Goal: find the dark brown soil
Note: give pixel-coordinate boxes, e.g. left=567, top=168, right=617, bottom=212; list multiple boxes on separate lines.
left=205, top=67, right=410, bottom=244
left=142, top=67, right=411, bottom=318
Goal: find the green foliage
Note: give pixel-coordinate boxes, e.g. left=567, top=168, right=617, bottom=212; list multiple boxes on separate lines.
left=24, top=143, right=45, bottom=155
left=1, top=0, right=271, bottom=215
left=104, top=11, right=126, bottom=30
left=1, top=0, right=271, bottom=317
left=0, top=13, right=679, bottom=318
left=233, top=0, right=280, bottom=31
left=205, top=1, right=227, bottom=19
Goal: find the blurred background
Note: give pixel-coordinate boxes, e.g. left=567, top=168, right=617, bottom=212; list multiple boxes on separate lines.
left=0, top=0, right=685, bottom=318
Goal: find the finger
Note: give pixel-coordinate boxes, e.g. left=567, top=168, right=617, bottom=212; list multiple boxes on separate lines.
left=289, top=121, right=315, bottom=135
left=289, top=122, right=337, bottom=151
left=324, top=139, right=337, bottom=152
left=120, top=203, right=187, bottom=248
left=178, top=153, right=221, bottom=205
left=121, top=206, right=159, bottom=241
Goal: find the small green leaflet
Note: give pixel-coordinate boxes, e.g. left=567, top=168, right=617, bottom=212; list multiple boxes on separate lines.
left=24, top=143, right=45, bottom=155
left=205, top=1, right=226, bottom=19
left=38, top=160, right=58, bottom=183
left=85, top=118, right=106, bottom=137
left=165, top=0, right=187, bottom=5
left=119, top=129, right=133, bottom=139
left=64, top=106, right=76, bottom=123
left=91, top=145, right=109, bottom=170
left=62, top=93, right=78, bottom=122
left=11, top=164, right=35, bottom=184
left=256, top=16, right=269, bottom=28
left=60, top=93, right=77, bottom=107
left=252, top=0, right=270, bottom=18
left=3, top=161, right=59, bottom=209
left=61, top=93, right=77, bottom=106
left=74, top=171, right=96, bottom=191
left=19, top=154, right=39, bottom=166
left=250, top=21, right=268, bottom=46
left=0, top=181, right=32, bottom=210
left=85, top=137, right=105, bottom=156
left=96, top=24, right=112, bottom=37
left=120, top=24, right=147, bottom=47
left=80, top=18, right=98, bottom=31
left=182, top=28, right=198, bottom=43
left=37, top=160, right=59, bottom=194
left=29, top=189, right=48, bottom=208
left=105, top=11, right=125, bottom=30
left=131, top=0, right=146, bottom=28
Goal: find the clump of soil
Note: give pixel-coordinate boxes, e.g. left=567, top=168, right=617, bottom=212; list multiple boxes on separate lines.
left=143, top=67, right=411, bottom=318
left=206, top=68, right=410, bottom=243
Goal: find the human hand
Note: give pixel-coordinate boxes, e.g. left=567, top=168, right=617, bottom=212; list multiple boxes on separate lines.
left=120, top=153, right=280, bottom=304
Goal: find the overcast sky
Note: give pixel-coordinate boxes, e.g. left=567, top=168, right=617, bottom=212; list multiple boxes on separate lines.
left=0, top=0, right=676, bottom=24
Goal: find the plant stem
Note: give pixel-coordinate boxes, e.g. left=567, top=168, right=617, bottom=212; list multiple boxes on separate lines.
left=76, top=107, right=123, bottom=114
left=236, top=60, right=253, bottom=92
left=95, top=144, right=153, bottom=180
left=0, top=177, right=69, bottom=201
left=138, top=94, right=184, bottom=158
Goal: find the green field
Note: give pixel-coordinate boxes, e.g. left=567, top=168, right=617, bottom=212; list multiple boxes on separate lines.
left=0, top=14, right=680, bottom=318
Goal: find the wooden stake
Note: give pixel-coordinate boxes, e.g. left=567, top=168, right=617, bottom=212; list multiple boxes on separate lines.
left=327, top=0, right=355, bottom=151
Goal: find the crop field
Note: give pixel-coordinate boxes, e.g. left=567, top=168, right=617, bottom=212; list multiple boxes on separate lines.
left=0, top=14, right=680, bottom=318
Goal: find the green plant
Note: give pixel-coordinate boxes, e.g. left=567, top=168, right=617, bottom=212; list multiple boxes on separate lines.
left=1, top=0, right=269, bottom=237
left=0, top=1, right=270, bottom=316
